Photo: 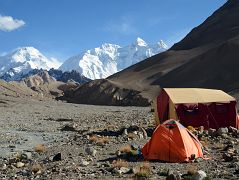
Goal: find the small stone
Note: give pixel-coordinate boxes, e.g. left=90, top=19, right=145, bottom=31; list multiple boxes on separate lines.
left=61, top=124, right=76, bottom=131
left=119, top=167, right=131, bottom=174
left=140, top=127, right=148, bottom=139
left=122, top=129, right=128, bottom=136
left=221, top=133, right=228, bottom=138
left=85, top=147, right=97, bottom=157
left=21, top=152, right=32, bottom=160
left=1, top=163, right=7, bottom=170
left=9, top=145, right=16, bottom=148
left=53, top=153, right=62, bottom=161
left=192, top=170, right=207, bottom=180
left=16, top=162, right=25, bottom=168
left=112, top=167, right=131, bottom=175
left=80, top=159, right=90, bottom=166
left=115, top=150, right=121, bottom=157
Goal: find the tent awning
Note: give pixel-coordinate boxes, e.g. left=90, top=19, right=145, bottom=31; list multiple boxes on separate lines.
left=164, top=88, right=235, bottom=104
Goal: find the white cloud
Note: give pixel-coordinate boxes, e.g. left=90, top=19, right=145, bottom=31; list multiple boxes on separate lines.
left=102, top=16, right=137, bottom=35
left=0, top=15, right=25, bottom=32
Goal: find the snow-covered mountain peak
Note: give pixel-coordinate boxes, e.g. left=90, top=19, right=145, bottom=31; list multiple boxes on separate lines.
left=10, top=46, right=43, bottom=63
left=134, top=37, right=148, bottom=47
left=91, top=43, right=120, bottom=55
left=101, top=43, right=120, bottom=49
left=60, top=38, right=168, bottom=79
left=0, top=46, right=61, bottom=78
left=157, top=40, right=168, bottom=49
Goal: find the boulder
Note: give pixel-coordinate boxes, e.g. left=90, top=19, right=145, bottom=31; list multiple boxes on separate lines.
left=217, top=127, right=228, bottom=136
left=192, top=170, right=207, bottom=180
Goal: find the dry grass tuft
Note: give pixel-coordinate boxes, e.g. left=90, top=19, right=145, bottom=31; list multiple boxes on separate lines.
left=112, top=159, right=128, bottom=168
left=31, top=164, right=42, bottom=174
left=89, top=135, right=110, bottom=145
left=119, top=144, right=132, bottom=153
left=34, top=144, right=45, bottom=153
left=98, top=136, right=110, bottom=144
left=89, top=135, right=99, bottom=143
left=134, top=162, right=151, bottom=178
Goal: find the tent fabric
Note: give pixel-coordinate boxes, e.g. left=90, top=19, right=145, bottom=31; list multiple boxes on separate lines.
left=164, top=88, right=235, bottom=104
left=155, top=88, right=238, bottom=129
left=156, top=90, right=170, bottom=123
left=142, top=120, right=204, bottom=162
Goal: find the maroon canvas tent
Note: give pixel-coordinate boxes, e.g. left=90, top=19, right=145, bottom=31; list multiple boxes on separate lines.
left=155, top=88, right=238, bottom=129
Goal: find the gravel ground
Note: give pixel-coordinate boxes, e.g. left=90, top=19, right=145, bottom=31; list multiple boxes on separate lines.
left=0, top=95, right=239, bottom=179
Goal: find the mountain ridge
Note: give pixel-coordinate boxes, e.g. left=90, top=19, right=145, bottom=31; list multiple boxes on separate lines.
left=59, top=37, right=168, bottom=79
left=0, top=38, right=167, bottom=81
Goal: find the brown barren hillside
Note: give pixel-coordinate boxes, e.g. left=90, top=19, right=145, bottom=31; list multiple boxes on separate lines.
left=61, top=0, right=239, bottom=105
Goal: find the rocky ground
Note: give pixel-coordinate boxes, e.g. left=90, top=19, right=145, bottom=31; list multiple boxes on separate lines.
left=0, top=95, right=239, bottom=179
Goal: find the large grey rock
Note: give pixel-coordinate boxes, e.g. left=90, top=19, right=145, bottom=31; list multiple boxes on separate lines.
left=217, top=127, right=228, bottom=136
left=192, top=170, right=207, bottom=180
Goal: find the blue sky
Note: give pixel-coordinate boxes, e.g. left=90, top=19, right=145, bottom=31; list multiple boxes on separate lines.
left=0, top=0, right=226, bottom=61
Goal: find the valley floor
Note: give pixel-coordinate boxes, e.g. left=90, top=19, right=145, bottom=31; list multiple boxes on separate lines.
left=0, top=95, right=239, bottom=179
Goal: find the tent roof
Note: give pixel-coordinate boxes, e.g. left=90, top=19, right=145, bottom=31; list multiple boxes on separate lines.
left=163, top=88, right=235, bottom=104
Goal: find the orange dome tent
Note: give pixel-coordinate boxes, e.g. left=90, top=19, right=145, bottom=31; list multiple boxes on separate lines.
left=142, top=119, right=204, bottom=162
